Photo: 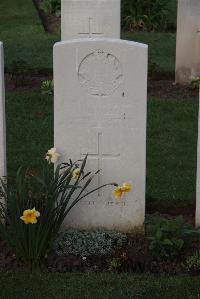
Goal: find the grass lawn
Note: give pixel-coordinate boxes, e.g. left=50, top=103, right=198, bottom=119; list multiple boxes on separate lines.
left=0, top=0, right=58, bottom=71
left=122, top=32, right=176, bottom=76
left=6, top=92, right=198, bottom=206
left=0, top=0, right=176, bottom=75
left=147, top=97, right=198, bottom=205
left=0, top=272, right=199, bottom=299
left=6, top=92, right=53, bottom=174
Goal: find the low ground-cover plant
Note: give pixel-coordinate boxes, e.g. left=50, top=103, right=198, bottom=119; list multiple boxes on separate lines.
left=189, top=77, right=200, bottom=89
left=108, top=257, right=122, bottom=272
left=55, top=229, right=127, bottom=257
left=41, top=79, right=54, bottom=95
left=148, top=215, right=200, bottom=260
left=0, top=149, right=132, bottom=271
left=183, top=251, right=200, bottom=274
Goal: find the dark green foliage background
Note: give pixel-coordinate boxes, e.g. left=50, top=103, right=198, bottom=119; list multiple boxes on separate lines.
left=121, top=0, right=177, bottom=31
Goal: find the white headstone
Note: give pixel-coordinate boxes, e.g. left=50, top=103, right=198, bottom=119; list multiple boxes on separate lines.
left=0, top=43, right=6, bottom=178
left=61, top=0, right=121, bottom=40
left=54, top=38, right=147, bottom=232
left=176, top=0, right=200, bottom=84
left=196, top=89, right=200, bottom=227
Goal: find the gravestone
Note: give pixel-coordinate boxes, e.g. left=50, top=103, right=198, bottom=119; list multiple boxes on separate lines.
left=54, top=38, right=147, bottom=232
left=0, top=43, right=6, bottom=178
left=176, top=0, right=200, bottom=84
left=61, top=0, right=121, bottom=40
left=196, top=89, right=200, bottom=227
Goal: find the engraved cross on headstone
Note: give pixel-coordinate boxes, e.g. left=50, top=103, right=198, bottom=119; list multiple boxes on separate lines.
left=79, top=17, right=104, bottom=38
left=81, top=132, right=120, bottom=196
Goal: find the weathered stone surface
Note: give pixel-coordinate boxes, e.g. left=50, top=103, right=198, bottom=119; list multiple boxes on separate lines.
left=176, top=0, right=200, bottom=84
left=54, top=38, right=147, bottom=232
left=0, top=43, right=6, bottom=178
left=61, top=0, right=121, bottom=40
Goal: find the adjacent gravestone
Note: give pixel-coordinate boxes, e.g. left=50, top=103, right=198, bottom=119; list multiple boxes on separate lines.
left=61, top=0, right=121, bottom=40
left=0, top=43, right=6, bottom=178
left=54, top=38, right=147, bottom=232
left=196, top=89, right=200, bottom=227
left=176, top=0, right=200, bottom=84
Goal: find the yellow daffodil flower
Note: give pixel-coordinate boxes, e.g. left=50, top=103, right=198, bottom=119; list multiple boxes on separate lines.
left=113, top=186, right=124, bottom=199
left=72, top=168, right=81, bottom=179
left=20, top=208, right=40, bottom=225
left=113, top=182, right=133, bottom=199
left=45, top=147, right=61, bottom=164
left=121, top=182, right=132, bottom=192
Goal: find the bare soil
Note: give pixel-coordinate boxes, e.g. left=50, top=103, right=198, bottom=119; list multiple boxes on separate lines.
left=147, top=200, right=195, bottom=219
left=5, top=73, right=52, bottom=92
left=148, top=80, right=198, bottom=99
left=0, top=234, right=197, bottom=275
left=6, top=74, right=199, bottom=101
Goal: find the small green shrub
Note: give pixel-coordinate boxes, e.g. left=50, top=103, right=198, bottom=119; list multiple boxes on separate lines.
left=148, top=215, right=200, bottom=260
left=108, top=257, right=122, bottom=272
left=189, top=77, right=200, bottom=89
left=183, top=251, right=200, bottom=273
left=41, top=80, right=54, bottom=96
left=121, top=0, right=169, bottom=32
left=40, top=0, right=61, bottom=16
left=54, top=229, right=127, bottom=257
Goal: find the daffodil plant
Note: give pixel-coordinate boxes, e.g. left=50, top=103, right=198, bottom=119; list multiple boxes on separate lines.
left=0, top=148, right=132, bottom=271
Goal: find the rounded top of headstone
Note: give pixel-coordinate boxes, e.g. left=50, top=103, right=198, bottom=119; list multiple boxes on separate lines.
left=55, top=38, right=148, bottom=50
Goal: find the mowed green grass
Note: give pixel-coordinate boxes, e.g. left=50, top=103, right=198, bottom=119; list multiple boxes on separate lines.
left=147, top=97, right=198, bottom=205
left=6, top=92, right=198, bottom=205
left=0, top=0, right=58, bottom=71
left=0, top=272, right=199, bottom=299
left=122, top=32, right=176, bottom=75
left=6, top=92, right=53, bottom=174
left=0, top=0, right=176, bottom=75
